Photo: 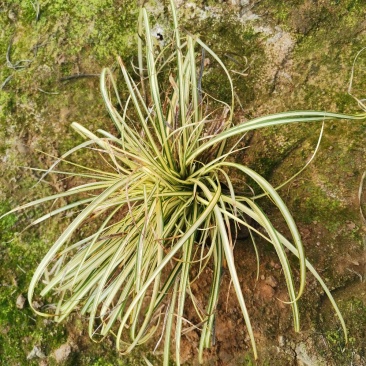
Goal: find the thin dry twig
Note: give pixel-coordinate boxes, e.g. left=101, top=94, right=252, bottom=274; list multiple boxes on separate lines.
left=6, top=38, right=33, bottom=70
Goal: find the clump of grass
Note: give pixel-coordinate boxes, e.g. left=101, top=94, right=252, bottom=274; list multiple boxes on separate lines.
left=2, top=1, right=366, bottom=364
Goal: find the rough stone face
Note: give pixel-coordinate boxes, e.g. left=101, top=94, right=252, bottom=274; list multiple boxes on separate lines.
left=54, top=343, right=72, bottom=363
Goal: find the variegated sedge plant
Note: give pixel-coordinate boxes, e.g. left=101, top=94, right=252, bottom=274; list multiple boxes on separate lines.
left=3, top=1, right=366, bottom=364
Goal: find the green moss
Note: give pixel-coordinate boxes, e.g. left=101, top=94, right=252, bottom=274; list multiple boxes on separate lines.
left=319, top=296, right=366, bottom=364
left=179, top=12, right=265, bottom=107
left=0, top=202, right=17, bottom=241
left=292, top=185, right=343, bottom=226
left=0, top=206, right=66, bottom=365
left=242, top=353, right=262, bottom=366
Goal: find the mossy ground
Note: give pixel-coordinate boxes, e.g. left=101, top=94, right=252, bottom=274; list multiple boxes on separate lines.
left=1, top=0, right=365, bottom=365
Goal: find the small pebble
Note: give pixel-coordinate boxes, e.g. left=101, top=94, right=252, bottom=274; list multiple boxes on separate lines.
left=27, top=346, right=46, bottom=360
left=54, top=343, right=72, bottom=363
left=16, top=294, right=26, bottom=309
